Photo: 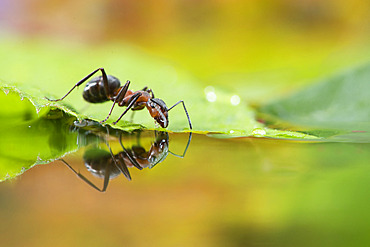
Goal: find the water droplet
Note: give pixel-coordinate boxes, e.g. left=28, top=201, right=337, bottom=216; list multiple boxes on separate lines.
left=74, top=120, right=87, bottom=127
left=230, top=95, right=240, bottom=106
left=252, top=128, right=266, bottom=136
left=206, top=92, right=217, bottom=102
left=204, top=86, right=217, bottom=102
left=3, top=89, right=9, bottom=95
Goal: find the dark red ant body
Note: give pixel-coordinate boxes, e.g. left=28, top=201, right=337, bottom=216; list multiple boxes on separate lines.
left=46, top=68, right=192, bottom=129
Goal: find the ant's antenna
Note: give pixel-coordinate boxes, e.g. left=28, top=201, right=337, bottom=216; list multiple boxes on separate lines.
left=168, top=100, right=192, bottom=130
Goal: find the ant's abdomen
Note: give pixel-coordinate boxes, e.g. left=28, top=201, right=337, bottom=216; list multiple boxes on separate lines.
left=83, top=75, right=121, bottom=103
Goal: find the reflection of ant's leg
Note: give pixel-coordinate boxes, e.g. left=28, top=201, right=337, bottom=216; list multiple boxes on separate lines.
left=119, top=133, right=143, bottom=170
left=168, top=100, right=192, bottom=129
left=135, top=130, right=142, bottom=146
left=45, top=68, right=109, bottom=102
left=59, top=159, right=110, bottom=192
left=169, top=132, right=192, bottom=158
left=104, top=126, right=132, bottom=181
left=116, top=153, right=132, bottom=180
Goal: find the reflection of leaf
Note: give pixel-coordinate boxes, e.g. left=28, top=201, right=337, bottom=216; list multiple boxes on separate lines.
left=0, top=108, right=78, bottom=182
left=0, top=38, right=318, bottom=139
left=259, top=63, right=370, bottom=142
left=0, top=84, right=79, bottom=181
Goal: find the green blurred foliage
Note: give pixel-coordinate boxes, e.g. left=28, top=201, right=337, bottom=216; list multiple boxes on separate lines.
left=259, top=62, right=370, bottom=142
left=1, top=0, right=369, bottom=101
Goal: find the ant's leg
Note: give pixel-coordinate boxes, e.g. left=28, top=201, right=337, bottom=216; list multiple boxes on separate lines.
left=169, top=132, right=193, bottom=158
left=130, top=111, right=136, bottom=123
left=113, top=92, right=142, bottom=125
left=168, top=100, right=192, bottom=129
left=46, top=67, right=108, bottom=102
left=100, top=80, right=131, bottom=124
left=59, top=159, right=107, bottom=192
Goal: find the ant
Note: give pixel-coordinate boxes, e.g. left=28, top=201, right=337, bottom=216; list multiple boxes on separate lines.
left=61, top=126, right=192, bottom=192
left=46, top=68, right=192, bottom=129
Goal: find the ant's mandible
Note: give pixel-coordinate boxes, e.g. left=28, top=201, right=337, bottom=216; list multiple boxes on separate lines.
left=46, top=68, right=192, bottom=129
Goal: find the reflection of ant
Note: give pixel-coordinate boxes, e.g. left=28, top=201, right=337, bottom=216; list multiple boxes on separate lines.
left=61, top=124, right=192, bottom=192
left=46, top=68, right=192, bottom=129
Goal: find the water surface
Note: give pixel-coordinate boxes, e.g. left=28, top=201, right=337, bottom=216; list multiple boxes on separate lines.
left=0, top=122, right=369, bottom=247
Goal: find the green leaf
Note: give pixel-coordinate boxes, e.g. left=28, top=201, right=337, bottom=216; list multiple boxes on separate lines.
left=259, top=63, right=370, bottom=142
left=0, top=38, right=319, bottom=139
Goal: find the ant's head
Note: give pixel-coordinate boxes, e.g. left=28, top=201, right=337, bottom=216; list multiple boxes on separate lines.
left=146, top=98, right=169, bottom=128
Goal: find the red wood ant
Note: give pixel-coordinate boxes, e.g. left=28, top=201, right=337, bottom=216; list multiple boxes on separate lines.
left=46, top=68, right=192, bottom=129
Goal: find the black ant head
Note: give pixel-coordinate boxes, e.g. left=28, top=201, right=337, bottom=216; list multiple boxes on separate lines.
left=146, top=98, right=169, bottom=128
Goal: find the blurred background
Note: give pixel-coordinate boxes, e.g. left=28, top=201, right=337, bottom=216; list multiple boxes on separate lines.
left=1, top=1, right=370, bottom=246
left=0, top=0, right=369, bottom=101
